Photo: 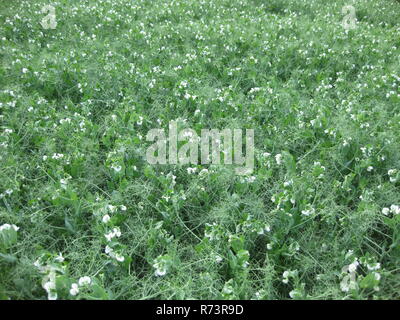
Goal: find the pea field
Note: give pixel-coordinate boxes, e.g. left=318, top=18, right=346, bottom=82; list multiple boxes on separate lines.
left=0, top=0, right=400, bottom=300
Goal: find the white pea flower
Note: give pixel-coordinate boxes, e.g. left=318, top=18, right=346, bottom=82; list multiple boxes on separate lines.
left=78, top=276, right=91, bottom=286
left=289, top=289, right=302, bottom=299
left=390, top=205, right=400, bottom=215
left=43, top=281, right=55, bottom=292
left=0, top=224, right=19, bottom=232
left=301, top=207, right=315, bottom=216
left=275, top=153, right=282, bottom=165
left=282, top=270, right=294, bottom=284
left=115, top=253, right=125, bottom=262
left=102, top=214, right=111, bottom=223
left=55, top=253, right=64, bottom=263
left=107, top=205, right=117, bottom=212
left=113, top=227, right=121, bottom=237
left=187, top=167, right=197, bottom=174
left=69, top=283, right=79, bottom=296
left=105, top=245, right=113, bottom=254
left=367, top=262, right=381, bottom=271
left=155, top=267, right=167, bottom=276
left=111, top=164, right=122, bottom=173
left=153, top=256, right=171, bottom=277
left=104, top=227, right=121, bottom=241
left=348, top=261, right=359, bottom=273
left=48, top=291, right=58, bottom=300
left=105, top=232, right=114, bottom=242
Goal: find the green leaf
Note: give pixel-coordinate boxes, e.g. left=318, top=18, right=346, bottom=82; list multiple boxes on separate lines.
left=229, top=235, right=244, bottom=253
left=359, top=273, right=379, bottom=289
left=89, top=284, right=109, bottom=300
left=282, top=151, right=296, bottom=176
left=64, top=217, right=76, bottom=234
left=0, top=253, right=17, bottom=263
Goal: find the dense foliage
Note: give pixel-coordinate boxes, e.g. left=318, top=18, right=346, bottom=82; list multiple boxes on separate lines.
left=0, top=0, right=399, bottom=299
